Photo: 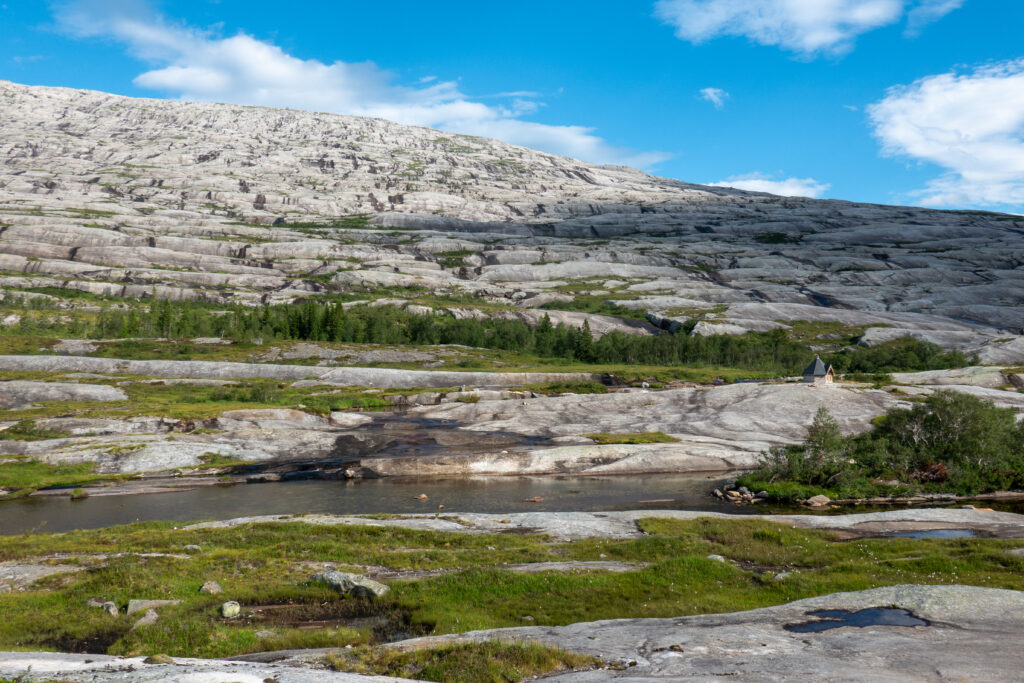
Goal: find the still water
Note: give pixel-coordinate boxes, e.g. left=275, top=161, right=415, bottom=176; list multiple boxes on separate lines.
left=0, top=473, right=748, bottom=535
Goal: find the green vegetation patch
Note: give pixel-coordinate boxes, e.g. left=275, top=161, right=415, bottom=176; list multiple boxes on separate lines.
left=740, top=392, right=1024, bottom=501
left=753, top=231, right=801, bottom=244
left=0, top=419, right=70, bottom=441
left=0, top=517, right=1020, bottom=660
left=825, top=337, right=973, bottom=374
left=326, top=641, right=600, bottom=682
left=585, top=431, right=680, bottom=444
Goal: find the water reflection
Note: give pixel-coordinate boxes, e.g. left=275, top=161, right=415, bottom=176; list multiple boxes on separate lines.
left=0, top=473, right=747, bottom=535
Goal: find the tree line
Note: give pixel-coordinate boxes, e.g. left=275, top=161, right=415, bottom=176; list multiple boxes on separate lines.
left=2, top=295, right=972, bottom=374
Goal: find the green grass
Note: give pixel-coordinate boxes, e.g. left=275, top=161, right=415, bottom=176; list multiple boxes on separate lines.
left=0, top=377, right=400, bottom=422
left=196, top=452, right=251, bottom=468
left=0, top=516, right=1020, bottom=662
left=585, top=431, right=680, bottom=445
left=326, top=641, right=600, bottom=682
left=539, top=295, right=647, bottom=321
left=0, top=457, right=125, bottom=498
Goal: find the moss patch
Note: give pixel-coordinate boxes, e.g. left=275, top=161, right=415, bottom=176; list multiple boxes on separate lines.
left=585, top=432, right=680, bottom=444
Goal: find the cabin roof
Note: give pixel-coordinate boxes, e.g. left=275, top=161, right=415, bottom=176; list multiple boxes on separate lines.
left=802, top=356, right=832, bottom=377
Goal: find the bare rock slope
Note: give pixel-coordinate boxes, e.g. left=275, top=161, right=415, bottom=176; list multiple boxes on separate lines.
left=1, top=80, right=1023, bottom=354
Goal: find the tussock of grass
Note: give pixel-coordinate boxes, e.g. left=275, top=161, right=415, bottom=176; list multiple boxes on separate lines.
left=326, top=640, right=600, bottom=682
left=0, top=419, right=70, bottom=441
left=585, top=431, right=679, bottom=445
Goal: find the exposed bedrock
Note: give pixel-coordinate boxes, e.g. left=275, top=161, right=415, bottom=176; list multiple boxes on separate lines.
left=392, top=585, right=1024, bottom=681
left=1, top=379, right=915, bottom=476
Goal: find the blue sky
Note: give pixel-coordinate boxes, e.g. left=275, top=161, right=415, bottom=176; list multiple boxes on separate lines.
left=2, top=1, right=1023, bottom=211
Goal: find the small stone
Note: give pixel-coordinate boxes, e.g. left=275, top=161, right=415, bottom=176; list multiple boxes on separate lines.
left=707, top=554, right=727, bottom=562
left=773, top=571, right=793, bottom=581
left=255, top=630, right=277, bottom=639
left=183, top=545, right=201, bottom=552
left=143, top=654, right=175, bottom=665
left=755, top=491, right=770, bottom=499
left=221, top=601, right=241, bottom=618
left=199, top=580, right=223, bottom=595
left=805, top=494, right=831, bottom=507
left=522, top=615, right=534, bottom=621
left=85, top=597, right=106, bottom=608
left=131, top=609, right=159, bottom=631
left=415, top=493, right=428, bottom=500
left=738, top=486, right=751, bottom=495
left=713, top=488, right=723, bottom=498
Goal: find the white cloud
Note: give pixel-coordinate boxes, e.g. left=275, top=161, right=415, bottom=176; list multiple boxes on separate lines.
left=654, top=0, right=963, bottom=56
left=53, top=0, right=667, bottom=168
left=699, top=87, right=729, bottom=109
left=709, top=172, right=831, bottom=197
left=868, top=59, right=1024, bottom=207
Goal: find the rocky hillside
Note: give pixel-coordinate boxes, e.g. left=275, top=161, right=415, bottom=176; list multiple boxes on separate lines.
left=1, top=79, right=1023, bottom=361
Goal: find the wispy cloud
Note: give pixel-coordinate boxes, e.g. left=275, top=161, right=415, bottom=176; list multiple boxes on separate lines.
left=654, top=0, right=964, bottom=56
left=699, top=87, right=729, bottom=109
left=52, top=0, right=668, bottom=168
left=905, top=0, right=965, bottom=34
left=868, top=58, right=1024, bottom=208
left=709, top=172, right=831, bottom=197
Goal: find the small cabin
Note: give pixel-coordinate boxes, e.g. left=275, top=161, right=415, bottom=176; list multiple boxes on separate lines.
left=802, top=356, right=835, bottom=384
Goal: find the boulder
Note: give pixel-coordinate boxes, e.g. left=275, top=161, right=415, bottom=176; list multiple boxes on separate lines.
left=199, top=581, right=223, bottom=595
left=220, top=601, right=241, bottom=619
left=130, top=608, right=159, bottom=631
left=309, top=571, right=390, bottom=598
